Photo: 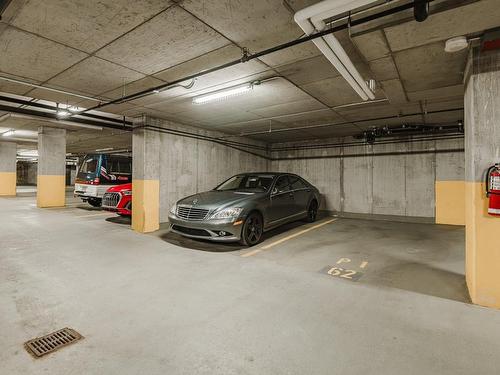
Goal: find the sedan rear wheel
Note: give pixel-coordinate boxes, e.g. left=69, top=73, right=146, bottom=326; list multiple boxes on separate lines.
left=240, top=213, right=263, bottom=246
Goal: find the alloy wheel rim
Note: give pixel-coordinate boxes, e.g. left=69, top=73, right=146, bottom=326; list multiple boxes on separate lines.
left=246, top=216, right=262, bottom=244
left=309, top=205, right=317, bottom=220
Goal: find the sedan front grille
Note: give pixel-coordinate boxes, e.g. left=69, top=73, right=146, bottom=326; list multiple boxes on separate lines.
left=176, top=205, right=209, bottom=221
left=102, top=192, right=120, bottom=208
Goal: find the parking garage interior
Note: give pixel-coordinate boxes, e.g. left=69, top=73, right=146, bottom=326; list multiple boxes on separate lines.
left=1, top=0, right=500, bottom=374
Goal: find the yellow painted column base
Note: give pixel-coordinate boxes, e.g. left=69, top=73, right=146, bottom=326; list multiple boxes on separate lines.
left=132, top=179, right=159, bottom=233
left=0, top=171, right=16, bottom=196
left=37, top=175, right=65, bottom=208
left=435, top=181, right=465, bottom=225
left=466, top=182, right=500, bottom=309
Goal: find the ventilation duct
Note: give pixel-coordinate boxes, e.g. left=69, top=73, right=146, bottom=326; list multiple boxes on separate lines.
left=294, top=0, right=377, bottom=100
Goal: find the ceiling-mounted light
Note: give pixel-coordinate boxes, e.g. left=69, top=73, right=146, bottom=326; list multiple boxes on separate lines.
left=445, top=36, right=468, bottom=53
left=56, top=109, right=70, bottom=118
left=193, top=83, right=254, bottom=105
left=2, top=129, right=15, bottom=137
left=56, top=103, right=70, bottom=117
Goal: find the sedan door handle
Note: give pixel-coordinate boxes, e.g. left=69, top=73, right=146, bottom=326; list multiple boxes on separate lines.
left=288, top=192, right=294, bottom=197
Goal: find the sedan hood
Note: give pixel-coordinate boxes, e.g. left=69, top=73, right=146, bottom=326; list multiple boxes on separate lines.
left=177, top=190, right=264, bottom=209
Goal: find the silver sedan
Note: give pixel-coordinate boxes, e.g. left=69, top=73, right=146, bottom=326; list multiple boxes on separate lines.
left=168, top=172, right=321, bottom=246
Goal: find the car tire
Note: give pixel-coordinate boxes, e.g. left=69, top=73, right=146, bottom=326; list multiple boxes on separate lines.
left=414, top=0, right=429, bottom=22
left=88, top=198, right=102, bottom=207
left=305, top=200, right=318, bottom=223
left=240, top=212, right=263, bottom=247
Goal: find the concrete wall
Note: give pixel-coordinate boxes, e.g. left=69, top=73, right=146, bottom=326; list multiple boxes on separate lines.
left=146, top=117, right=269, bottom=223
left=271, top=136, right=464, bottom=221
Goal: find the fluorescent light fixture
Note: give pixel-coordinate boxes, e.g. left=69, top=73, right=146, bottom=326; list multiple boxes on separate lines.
left=95, top=147, right=114, bottom=152
left=193, top=84, right=253, bottom=105
left=2, top=129, right=15, bottom=137
left=56, top=109, right=70, bottom=117
left=18, top=150, right=38, bottom=157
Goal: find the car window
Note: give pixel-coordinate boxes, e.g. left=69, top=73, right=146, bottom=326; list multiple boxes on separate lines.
left=79, top=157, right=98, bottom=174
left=119, top=159, right=131, bottom=174
left=274, top=176, right=290, bottom=194
left=216, top=175, right=274, bottom=192
left=107, top=159, right=119, bottom=174
left=289, top=176, right=308, bottom=190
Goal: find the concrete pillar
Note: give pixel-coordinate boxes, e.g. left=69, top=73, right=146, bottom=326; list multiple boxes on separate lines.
left=435, top=139, right=465, bottom=225
left=37, top=127, right=66, bottom=208
left=464, top=46, right=500, bottom=308
left=0, top=141, right=17, bottom=196
left=132, top=125, right=160, bottom=233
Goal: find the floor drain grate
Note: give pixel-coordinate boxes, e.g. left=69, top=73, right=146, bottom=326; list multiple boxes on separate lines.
left=24, top=328, right=83, bottom=358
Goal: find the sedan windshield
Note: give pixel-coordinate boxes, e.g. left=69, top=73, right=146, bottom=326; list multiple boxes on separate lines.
left=215, top=175, right=274, bottom=192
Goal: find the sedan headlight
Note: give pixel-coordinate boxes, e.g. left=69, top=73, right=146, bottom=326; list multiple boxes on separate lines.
left=169, top=204, right=177, bottom=215
left=122, top=190, right=132, bottom=196
left=209, top=207, right=243, bottom=220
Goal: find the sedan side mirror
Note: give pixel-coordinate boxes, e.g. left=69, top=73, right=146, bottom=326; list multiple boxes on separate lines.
left=271, top=187, right=278, bottom=195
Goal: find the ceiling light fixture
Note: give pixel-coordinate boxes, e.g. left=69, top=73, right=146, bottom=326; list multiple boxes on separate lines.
left=56, top=103, right=71, bottom=118
left=445, top=36, right=468, bottom=53
left=56, top=109, right=70, bottom=118
left=193, top=83, right=254, bottom=105
left=2, top=129, right=15, bottom=137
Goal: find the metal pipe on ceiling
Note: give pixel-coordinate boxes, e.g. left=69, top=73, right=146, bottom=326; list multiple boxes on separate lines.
left=236, top=107, right=464, bottom=137
left=142, top=124, right=268, bottom=152
left=273, top=147, right=464, bottom=161
left=0, top=95, right=131, bottom=127
left=294, top=0, right=378, bottom=100
left=218, top=98, right=389, bottom=135
left=70, top=1, right=424, bottom=117
left=270, top=134, right=465, bottom=152
left=0, top=76, right=109, bottom=103
left=6, top=113, right=103, bottom=131
left=0, top=104, right=129, bottom=131
left=142, top=125, right=270, bottom=160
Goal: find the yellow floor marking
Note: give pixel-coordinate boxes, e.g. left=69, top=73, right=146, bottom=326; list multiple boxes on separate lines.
left=241, top=249, right=263, bottom=258
left=241, top=218, right=337, bottom=257
left=360, top=261, right=368, bottom=269
left=336, top=257, right=351, bottom=264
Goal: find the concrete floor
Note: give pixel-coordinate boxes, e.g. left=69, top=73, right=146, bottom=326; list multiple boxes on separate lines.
left=1, top=194, right=500, bottom=374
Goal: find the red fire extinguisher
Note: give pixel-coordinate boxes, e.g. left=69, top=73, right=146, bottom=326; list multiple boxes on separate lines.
left=486, top=164, right=500, bottom=216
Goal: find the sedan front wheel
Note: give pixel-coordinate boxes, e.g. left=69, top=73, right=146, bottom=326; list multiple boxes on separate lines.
left=240, top=212, right=263, bottom=246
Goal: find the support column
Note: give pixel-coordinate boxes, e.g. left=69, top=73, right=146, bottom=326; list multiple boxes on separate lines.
left=464, top=46, right=500, bottom=308
left=37, top=127, right=66, bottom=208
left=0, top=141, right=17, bottom=196
left=435, top=139, right=465, bottom=225
left=132, top=123, right=160, bottom=233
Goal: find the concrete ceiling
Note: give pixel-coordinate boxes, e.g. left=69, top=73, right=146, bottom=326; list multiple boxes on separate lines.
left=0, top=0, right=497, bottom=146
left=0, top=110, right=131, bottom=154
